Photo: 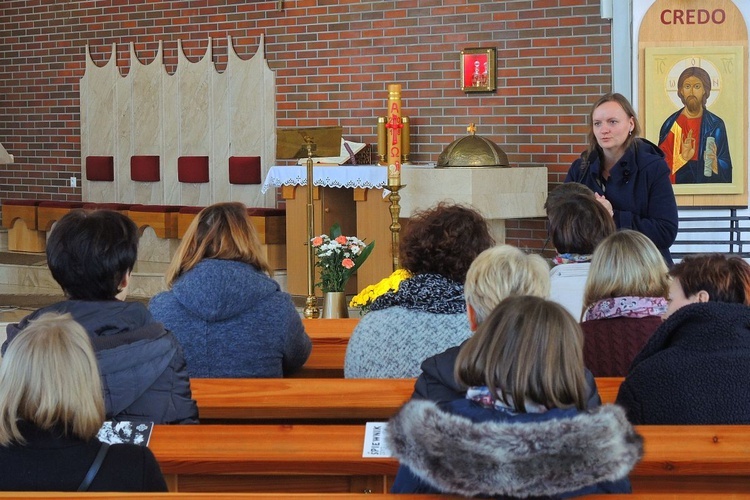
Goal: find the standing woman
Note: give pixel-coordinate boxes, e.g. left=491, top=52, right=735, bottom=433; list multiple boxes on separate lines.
left=150, top=202, right=311, bottom=378
left=566, top=92, right=678, bottom=265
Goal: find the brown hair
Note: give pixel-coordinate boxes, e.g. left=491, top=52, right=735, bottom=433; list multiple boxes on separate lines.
left=399, top=202, right=494, bottom=284
left=583, top=230, right=670, bottom=313
left=584, top=92, right=642, bottom=165
left=547, top=196, right=615, bottom=255
left=166, top=202, right=271, bottom=286
left=454, top=296, right=588, bottom=412
left=544, top=182, right=595, bottom=216
left=670, top=254, right=750, bottom=305
left=677, top=66, right=711, bottom=106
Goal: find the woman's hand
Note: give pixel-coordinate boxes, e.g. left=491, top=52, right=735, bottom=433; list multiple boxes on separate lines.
left=595, top=193, right=614, bottom=217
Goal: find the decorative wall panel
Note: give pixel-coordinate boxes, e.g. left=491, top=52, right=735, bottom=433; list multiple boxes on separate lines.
left=81, top=36, right=275, bottom=208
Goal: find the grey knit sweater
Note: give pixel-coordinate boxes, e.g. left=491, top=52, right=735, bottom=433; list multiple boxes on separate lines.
left=344, top=306, right=471, bottom=379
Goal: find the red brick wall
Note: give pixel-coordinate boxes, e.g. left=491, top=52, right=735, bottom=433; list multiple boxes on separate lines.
left=0, top=0, right=611, bottom=253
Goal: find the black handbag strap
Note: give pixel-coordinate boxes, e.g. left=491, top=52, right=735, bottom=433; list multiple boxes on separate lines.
left=78, top=442, right=110, bottom=491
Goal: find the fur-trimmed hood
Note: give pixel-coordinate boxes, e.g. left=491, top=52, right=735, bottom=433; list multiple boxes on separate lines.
left=386, top=400, right=642, bottom=498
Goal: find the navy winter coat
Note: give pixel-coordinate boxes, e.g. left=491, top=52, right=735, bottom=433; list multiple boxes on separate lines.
left=565, top=138, right=678, bottom=265
left=4, top=300, right=198, bottom=424
left=616, top=301, right=750, bottom=425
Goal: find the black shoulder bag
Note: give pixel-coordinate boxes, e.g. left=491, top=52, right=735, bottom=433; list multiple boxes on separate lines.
left=77, top=442, right=110, bottom=491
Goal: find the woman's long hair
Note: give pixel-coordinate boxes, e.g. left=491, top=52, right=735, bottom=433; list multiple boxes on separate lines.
left=0, top=313, right=105, bottom=446
left=582, top=230, right=669, bottom=315
left=166, top=202, right=272, bottom=286
left=455, top=296, right=587, bottom=412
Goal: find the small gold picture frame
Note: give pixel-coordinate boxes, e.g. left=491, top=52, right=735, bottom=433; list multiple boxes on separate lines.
left=460, top=47, right=496, bottom=92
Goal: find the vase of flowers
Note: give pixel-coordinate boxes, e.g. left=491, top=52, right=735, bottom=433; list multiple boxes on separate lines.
left=311, top=223, right=374, bottom=318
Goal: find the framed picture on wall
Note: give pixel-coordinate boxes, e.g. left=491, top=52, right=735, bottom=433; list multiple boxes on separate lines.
left=644, top=46, right=745, bottom=196
left=460, top=48, right=496, bottom=93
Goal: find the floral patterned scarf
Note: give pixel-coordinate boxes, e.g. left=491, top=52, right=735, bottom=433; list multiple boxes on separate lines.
left=466, top=386, right=548, bottom=415
left=552, top=253, right=592, bottom=264
left=370, top=273, right=466, bottom=314
left=583, top=296, right=668, bottom=321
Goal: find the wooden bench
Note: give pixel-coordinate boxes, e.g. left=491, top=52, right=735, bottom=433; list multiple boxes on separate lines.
left=0, top=494, right=735, bottom=500
left=293, top=318, right=358, bottom=377
left=191, top=378, right=415, bottom=422
left=1, top=199, right=45, bottom=252
left=190, top=376, right=623, bottom=423
left=0, top=494, right=465, bottom=499
left=36, top=201, right=86, bottom=231
left=147, top=423, right=750, bottom=494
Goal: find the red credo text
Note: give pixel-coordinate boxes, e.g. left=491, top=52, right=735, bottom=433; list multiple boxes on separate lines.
left=660, top=9, right=726, bottom=25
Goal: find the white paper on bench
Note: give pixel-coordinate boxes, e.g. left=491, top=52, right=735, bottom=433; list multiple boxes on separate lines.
left=363, top=421, right=392, bottom=457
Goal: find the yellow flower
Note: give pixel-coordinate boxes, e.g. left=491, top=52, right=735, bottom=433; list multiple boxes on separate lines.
left=349, top=269, right=411, bottom=310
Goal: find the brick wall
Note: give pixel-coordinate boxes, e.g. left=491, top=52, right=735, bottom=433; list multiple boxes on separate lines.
left=0, top=0, right=612, bottom=253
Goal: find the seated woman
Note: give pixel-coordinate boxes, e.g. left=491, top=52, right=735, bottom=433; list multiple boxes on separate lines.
left=580, top=230, right=669, bottom=376
left=0, top=313, right=168, bottom=492
left=412, top=244, right=603, bottom=410
left=150, top=202, right=311, bottom=378
left=616, top=254, right=750, bottom=424
left=388, top=296, right=641, bottom=498
left=344, top=202, right=494, bottom=378
left=546, top=187, right=616, bottom=318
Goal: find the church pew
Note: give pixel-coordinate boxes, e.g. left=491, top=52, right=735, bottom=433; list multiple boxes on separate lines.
left=191, top=378, right=415, bottom=422
left=597, top=376, right=622, bottom=404
left=190, top=376, right=623, bottom=422
left=0, top=494, right=739, bottom=500
left=293, top=318, right=359, bottom=377
left=149, top=423, right=750, bottom=493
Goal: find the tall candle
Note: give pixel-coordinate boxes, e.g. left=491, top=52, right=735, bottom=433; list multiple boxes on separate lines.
left=385, top=83, right=403, bottom=187
left=377, top=116, right=387, bottom=165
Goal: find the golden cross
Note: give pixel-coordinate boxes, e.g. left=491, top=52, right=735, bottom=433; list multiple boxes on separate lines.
left=467, top=123, right=476, bottom=135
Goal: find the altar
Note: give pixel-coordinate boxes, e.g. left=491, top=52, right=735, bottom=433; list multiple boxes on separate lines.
left=263, top=165, right=392, bottom=296
left=262, top=164, right=548, bottom=297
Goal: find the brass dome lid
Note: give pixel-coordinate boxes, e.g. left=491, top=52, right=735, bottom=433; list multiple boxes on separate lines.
left=436, top=124, right=509, bottom=168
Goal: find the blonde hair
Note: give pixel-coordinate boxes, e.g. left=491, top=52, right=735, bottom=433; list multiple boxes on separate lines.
left=583, top=230, right=669, bottom=314
left=464, top=245, right=550, bottom=324
left=455, top=296, right=587, bottom=412
left=166, top=202, right=272, bottom=286
left=0, top=313, right=105, bottom=446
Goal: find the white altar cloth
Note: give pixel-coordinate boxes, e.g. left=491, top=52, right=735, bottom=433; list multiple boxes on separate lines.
left=262, top=165, right=388, bottom=194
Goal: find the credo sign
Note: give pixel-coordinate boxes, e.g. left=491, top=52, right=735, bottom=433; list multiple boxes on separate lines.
left=660, top=8, right=726, bottom=25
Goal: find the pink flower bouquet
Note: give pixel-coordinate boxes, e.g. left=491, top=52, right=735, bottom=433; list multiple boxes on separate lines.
left=311, top=223, right=374, bottom=292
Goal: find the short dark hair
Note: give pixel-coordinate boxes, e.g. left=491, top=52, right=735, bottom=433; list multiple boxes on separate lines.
left=670, top=254, right=750, bottom=305
left=548, top=196, right=615, bottom=255
left=46, top=210, right=139, bottom=300
left=544, top=183, right=596, bottom=216
left=399, top=203, right=494, bottom=284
